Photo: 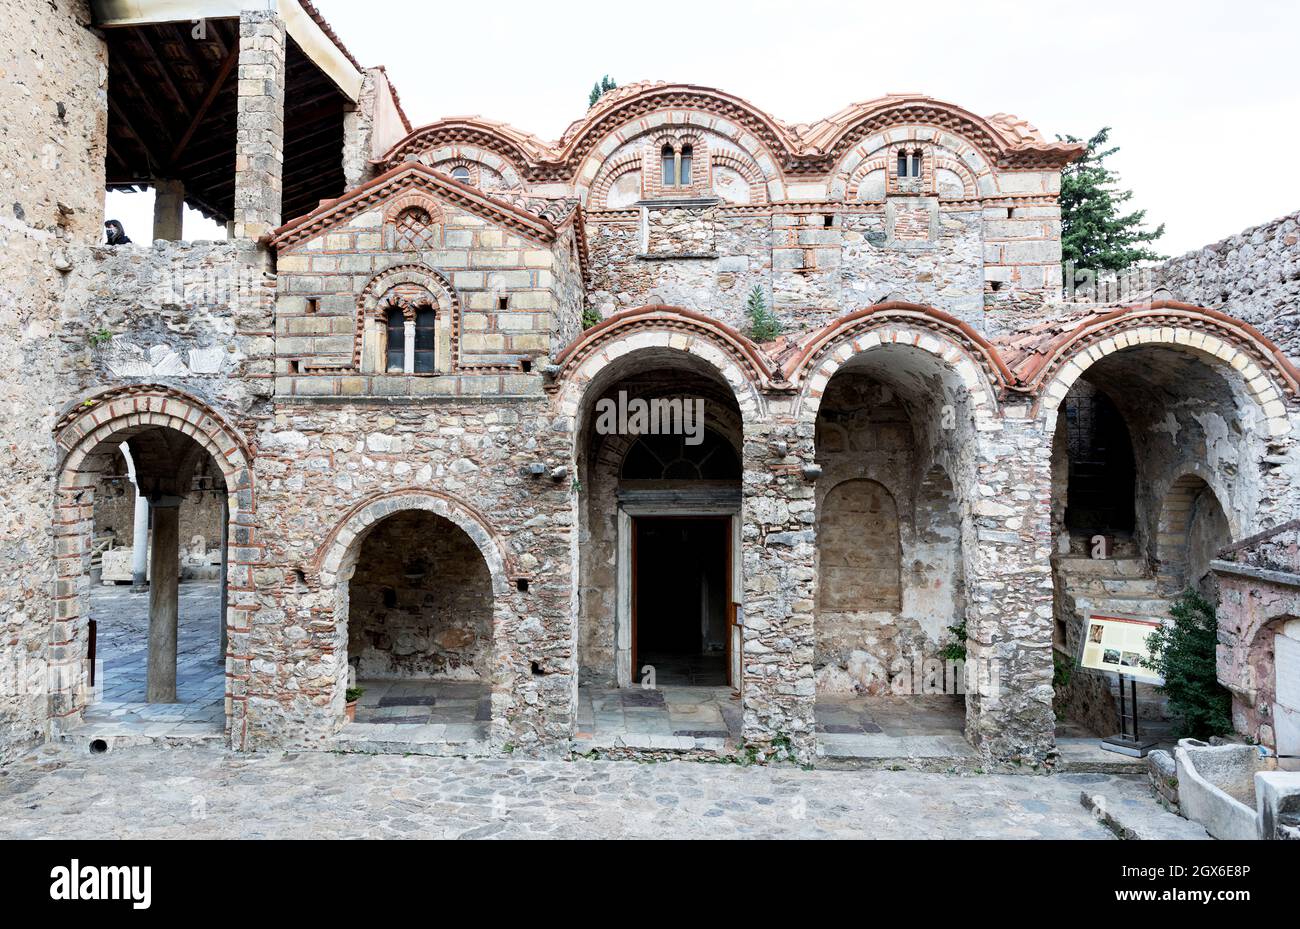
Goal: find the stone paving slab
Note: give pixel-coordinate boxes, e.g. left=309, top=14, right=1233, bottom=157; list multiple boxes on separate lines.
left=1081, top=791, right=1211, bottom=840
left=0, top=744, right=1177, bottom=840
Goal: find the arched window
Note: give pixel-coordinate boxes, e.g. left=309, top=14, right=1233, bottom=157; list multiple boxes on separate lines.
left=679, top=145, right=693, bottom=186
left=897, top=150, right=909, bottom=178
left=621, top=429, right=741, bottom=481
left=910, top=149, right=923, bottom=178
left=450, top=166, right=472, bottom=185
left=661, top=145, right=677, bottom=187
left=385, top=307, right=406, bottom=373
left=414, top=307, right=437, bottom=374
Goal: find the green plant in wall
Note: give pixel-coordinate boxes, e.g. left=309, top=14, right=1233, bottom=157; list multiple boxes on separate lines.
left=1142, top=589, right=1233, bottom=740
left=1053, top=651, right=1073, bottom=689
left=939, top=620, right=968, bottom=663
left=745, top=286, right=781, bottom=342
left=581, top=306, right=603, bottom=330
left=88, top=328, right=113, bottom=349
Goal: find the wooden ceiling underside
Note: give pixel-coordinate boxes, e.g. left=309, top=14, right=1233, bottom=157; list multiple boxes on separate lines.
left=106, top=18, right=349, bottom=225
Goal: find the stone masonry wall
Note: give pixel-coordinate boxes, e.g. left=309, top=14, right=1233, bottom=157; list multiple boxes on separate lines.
left=56, top=240, right=276, bottom=417
left=247, top=399, right=575, bottom=752
left=0, top=0, right=105, bottom=764
left=586, top=204, right=985, bottom=338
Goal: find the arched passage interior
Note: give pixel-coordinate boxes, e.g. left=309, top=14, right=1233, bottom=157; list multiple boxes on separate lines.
left=72, top=424, right=232, bottom=736
left=810, top=343, right=974, bottom=756
left=337, top=509, right=495, bottom=738
left=1051, top=342, right=1259, bottom=739
left=574, top=346, right=746, bottom=747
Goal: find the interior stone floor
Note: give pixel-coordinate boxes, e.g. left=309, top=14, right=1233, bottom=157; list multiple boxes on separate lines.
left=80, top=580, right=226, bottom=740
left=341, top=680, right=491, bottom=751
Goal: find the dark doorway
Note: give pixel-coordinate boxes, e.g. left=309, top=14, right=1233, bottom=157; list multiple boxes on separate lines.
left=634, top=517, right=730, bottom=687
left=1064, top=382, right=1137, bottom=538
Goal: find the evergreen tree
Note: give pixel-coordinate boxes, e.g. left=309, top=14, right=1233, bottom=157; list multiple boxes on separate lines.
left=745, top=286, right=781, bottom=342
left=588, top=75, right=618, bottom=108
left=1059, top=127, right=1166, bottom=273
left=1142, top=590, right=1234, bottom=740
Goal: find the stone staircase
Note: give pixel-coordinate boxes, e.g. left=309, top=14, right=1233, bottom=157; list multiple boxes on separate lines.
left=1056, top=555, right=1172, bottom=625
left=1055, top=542, right=1172, bottom=722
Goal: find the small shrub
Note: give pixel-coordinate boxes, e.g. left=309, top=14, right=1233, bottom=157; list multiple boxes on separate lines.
left=581, top=306, right=603, bottom=330
left=1142, top=590, right=1233, bottom=739
left=345, top=687, right=366, bottom=704
left=939, top=620, right=968, bottom=663
left=745, top=286, right=781, bottom=342
left=89, top=328, right=113, bottom=348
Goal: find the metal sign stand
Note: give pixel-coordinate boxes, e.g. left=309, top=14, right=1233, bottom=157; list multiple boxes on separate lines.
left=1101, top=673, right=1158, bottom=758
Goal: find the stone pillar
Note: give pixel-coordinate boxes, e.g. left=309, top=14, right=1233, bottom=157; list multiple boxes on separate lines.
left=147, top=498, right=182, bottom=704
left=232, top=10, right=287, bottom=240
left=131, top=494, right=150, bottom=590
left=740, top=406, right=818, bottom=762
left=963, top=410, right=1057, bottom=767
left=152, top=179, right=185, bottom=241
left=341, top=69, right=378, bottom=189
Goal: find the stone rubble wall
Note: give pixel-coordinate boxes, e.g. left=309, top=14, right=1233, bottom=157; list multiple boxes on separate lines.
left=348, top=510, right=493, bottom=681
left=56, top=240, right=276, bottom=418
left=0, top=0, right=105, bottom=764
left=1155, top=211, right=1300, bottom=363
left=585, top=204, right=986, bottom=338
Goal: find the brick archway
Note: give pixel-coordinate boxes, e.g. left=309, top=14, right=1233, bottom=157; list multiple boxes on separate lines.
left=1027, top=303, right=1299, bottom=439
left=315, top=490, right=517, bottom=740
left=788, top=302, right=1009, bottom=426
left=553, top=305, right=772, bottom=428
left=51, top=386, right=255, bottom=747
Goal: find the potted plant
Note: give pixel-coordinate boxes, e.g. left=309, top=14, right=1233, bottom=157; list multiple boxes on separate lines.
left=345, top=687, right=365, bottom=723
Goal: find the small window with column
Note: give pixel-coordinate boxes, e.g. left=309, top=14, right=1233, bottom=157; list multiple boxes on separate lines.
left=657, top=138, right=703, bottom=193
left=891, top=147, right=927, bottom=195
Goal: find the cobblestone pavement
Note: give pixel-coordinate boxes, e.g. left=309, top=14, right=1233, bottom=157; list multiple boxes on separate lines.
left=0, top=744, right=1168, bottom=840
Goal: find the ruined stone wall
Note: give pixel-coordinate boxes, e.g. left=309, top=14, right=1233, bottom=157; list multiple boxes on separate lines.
left=93, top=477, right=225, bottom=558
left=348, top=510, right=493, bottom=681
left=1155, top=211, right=1300, bottom=363
left=0, top=0, right=105, bottom=763
left=247, top=399, right=574, bottom=752
left=56, top=240, right=276, bottom=418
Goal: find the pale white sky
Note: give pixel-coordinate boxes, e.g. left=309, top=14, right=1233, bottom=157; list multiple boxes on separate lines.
left=109, top=0, right=1300, bottom=257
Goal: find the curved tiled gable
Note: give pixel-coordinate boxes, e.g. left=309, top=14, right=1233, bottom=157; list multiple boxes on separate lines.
left=804, top=97, right=1083, bottom=173
left=1020, top=301, right=1300, bottom=437
left=383, top=118, right=553, bottom=174
left=784, top=302, right=1014, bottom=407
left=378, top=86, right=1081, bottom=187
left=267, top=162, right=557, bottom=252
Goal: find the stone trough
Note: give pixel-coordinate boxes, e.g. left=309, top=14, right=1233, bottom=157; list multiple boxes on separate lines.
left=1173, top=739, right=1300, bottom=840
